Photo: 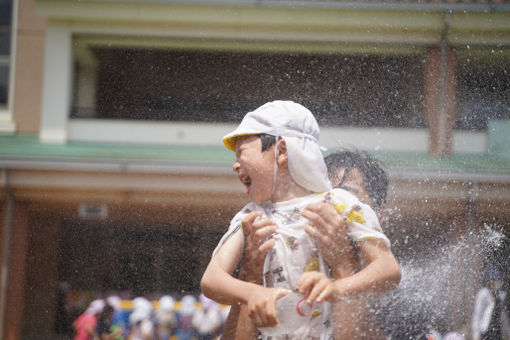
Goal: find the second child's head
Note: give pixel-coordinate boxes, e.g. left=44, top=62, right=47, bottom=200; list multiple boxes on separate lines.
left=223, top=100, right=331, bottom=204
left=325, top=149, right=388, bottom=221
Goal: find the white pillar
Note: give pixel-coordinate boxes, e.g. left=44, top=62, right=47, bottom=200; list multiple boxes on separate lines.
left=40, top=21, right=72, bottom=143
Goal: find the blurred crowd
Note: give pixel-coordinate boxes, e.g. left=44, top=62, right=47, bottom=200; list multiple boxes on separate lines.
left=56, top=261, right=510, bottom=340
left=60, top=291, right=229, bottom=340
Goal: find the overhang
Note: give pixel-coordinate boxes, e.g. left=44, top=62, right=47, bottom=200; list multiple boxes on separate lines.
left=1, top=134, right=509, bottom=222
left=34, top=0, right=510, bottom=51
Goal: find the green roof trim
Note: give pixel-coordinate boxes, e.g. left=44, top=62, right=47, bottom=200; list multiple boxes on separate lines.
left=0, top=134, right=234, bottom=165
left=369, top=151, right=510, bottom=174
left=1, top=134, right=509, bottom=174
left=488, top=120, right=510, bottom=160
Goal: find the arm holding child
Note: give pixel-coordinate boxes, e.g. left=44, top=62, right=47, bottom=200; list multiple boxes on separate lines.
left=298, top=193, right=401, bottom=304
left=297, top=237, right=400, bottom=304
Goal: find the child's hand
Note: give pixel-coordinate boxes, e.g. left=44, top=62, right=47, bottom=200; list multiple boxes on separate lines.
left=246, top=286, right=291, bottom=328
left=297, top=271, right=336, bottom=304
left=240, top=212, right=277, bottom=283
left=301, top=203, right=357, bottom=271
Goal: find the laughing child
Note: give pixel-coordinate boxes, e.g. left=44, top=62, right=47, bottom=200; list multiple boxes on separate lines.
left=200, top=100, right=400, bottom=339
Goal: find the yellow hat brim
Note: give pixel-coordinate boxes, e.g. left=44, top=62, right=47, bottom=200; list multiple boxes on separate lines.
left=222, top=133, right=259, bottom=152
left=222, top=136, right=236, bottom=152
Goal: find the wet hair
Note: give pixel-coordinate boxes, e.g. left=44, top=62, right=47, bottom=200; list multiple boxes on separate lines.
left=324, top=148, right=388, bottom=215
left=258, top=133, right=278, bottom=152
left=98, top=303, right=115, bottom=322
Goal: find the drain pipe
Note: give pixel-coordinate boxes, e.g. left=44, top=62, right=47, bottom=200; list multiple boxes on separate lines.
left=0, top=168, right=14, bottom=340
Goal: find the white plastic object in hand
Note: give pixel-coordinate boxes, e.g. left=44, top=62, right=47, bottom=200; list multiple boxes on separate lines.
left=259, top=292, right=313, bottom=336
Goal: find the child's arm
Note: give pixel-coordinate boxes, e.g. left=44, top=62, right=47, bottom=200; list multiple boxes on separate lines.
left=297, top=238, right=401, bottom=304
left=201, top=227, right=255, bottom=305
left=348, top=238, right=401, bottom=295
left=201, top=225, right=289, bottom=328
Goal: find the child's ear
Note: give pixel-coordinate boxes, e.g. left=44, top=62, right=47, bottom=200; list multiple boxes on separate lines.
left=276, top=139, right=288, bottom=165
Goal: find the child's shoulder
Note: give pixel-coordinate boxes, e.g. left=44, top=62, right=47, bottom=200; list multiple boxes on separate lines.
left=228, top=202, right=259, bottom=227
left=324, top=188, right=359, bottom=204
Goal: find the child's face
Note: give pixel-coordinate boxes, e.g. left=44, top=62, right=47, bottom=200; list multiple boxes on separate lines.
left=330, top=167, right=371, bottom=207
left=233, top=135, right=276, bottom=204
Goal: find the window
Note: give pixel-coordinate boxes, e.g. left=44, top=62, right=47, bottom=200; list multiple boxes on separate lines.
left=456, top=47, right=510, bottom=131
left=0, top=0, right=12, bottom=108
left=58, top=220, right=222, bottom=296
left=72, top=38, right=426, bottom=129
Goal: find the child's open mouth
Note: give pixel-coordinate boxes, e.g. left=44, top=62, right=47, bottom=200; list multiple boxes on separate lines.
left=238, top=173, right=252, bottom=192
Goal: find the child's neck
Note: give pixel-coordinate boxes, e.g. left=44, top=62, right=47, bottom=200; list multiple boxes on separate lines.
left=270, top=178, right=314, bottom=203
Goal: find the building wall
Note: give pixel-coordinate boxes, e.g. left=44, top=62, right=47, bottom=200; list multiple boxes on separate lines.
left=17, top=185, right=244, bottom=336
left=13, top=0, right=45, bottom=133
left=3, top=202, right=29, bottom=340
left=23, top=207, right=61, bottom=336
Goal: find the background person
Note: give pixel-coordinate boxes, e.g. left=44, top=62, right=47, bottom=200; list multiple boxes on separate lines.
left=96, top=303, right=121, bottom=340
left=128, top=297, right=155, bottom=340
left=472, top=266, right=510, bottom=340
left=106, top=295, right=126, bottom=340
left=176, top=295, right=197, bottom=340
left=192, top=293, right=223, bottom=340
left=72, top=299, right=104, bottom=340
left=321, top=149, right=391, bottom=339
left=156, top=295, right=177, bottom=340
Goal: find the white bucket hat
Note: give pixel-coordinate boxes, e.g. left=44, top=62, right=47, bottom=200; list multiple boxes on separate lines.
left=159, top=295, right=175, bottom=312
left=130, top=297, right=153, bottom=324
left=180, top=295, right=197, bottom=315
left=85, top=299, right=105, bottom=315
left=223, top=100, right=331, bottom=193
left=106, top=295, right=122, bottom=311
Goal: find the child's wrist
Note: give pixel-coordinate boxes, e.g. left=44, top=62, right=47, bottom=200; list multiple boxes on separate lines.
left=332, top=279, right=350, bottom=302
left=331, top=264, right=357, bottom=280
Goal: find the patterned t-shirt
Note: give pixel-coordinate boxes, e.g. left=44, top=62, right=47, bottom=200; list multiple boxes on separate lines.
left=215, top=188, right=390, bottom=340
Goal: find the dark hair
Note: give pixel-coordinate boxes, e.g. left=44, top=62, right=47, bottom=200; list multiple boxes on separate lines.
left=324, top=148, right=388, bottom=215
left=258, top=134, right=278, bottom=152
left=98, top=303, right=114, bottom=322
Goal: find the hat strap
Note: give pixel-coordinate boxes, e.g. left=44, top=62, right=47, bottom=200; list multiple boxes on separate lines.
left=270, top=136, right=279, bottom=201
left=265, top=129, right=327, bottom=152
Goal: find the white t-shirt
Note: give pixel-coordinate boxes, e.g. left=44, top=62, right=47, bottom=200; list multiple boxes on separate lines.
left=215, top=188, right=390, bottom=340
left=192, top=307, right=222, bottom=335
left=129, top=320, right=155, bottom=340
left=471, top=287, right=510, bottom=340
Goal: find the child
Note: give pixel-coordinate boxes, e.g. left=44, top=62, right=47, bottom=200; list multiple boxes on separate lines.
left=72, top=299, right=104, bottom=340
left=201, top=100, right=400, bottom=339
left=156, top=295, right=177, bottom=340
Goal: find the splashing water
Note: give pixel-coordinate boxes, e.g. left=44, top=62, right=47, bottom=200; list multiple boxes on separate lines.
left=481, top=223, right=506, bottom=254
left=373, top=225, right=507, bottom=339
